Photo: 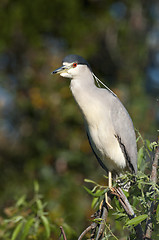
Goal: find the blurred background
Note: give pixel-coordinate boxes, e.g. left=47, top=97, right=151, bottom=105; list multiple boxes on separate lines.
left=0, top=0, right=158, bottom=238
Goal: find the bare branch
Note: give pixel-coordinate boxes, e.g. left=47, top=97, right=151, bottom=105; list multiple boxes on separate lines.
left=150, top=141, right=159, bottom=183
left=78, top=225, right=92, bottom=240
left=95, top=205, right=109, bottom=240
left=78, top=200, right=109, bottom=240
left=90, top=222, right=98, bottom=239
left=59, top=226, right=67, bottom=240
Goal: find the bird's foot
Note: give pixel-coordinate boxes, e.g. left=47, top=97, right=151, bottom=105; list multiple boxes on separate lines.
left=99, top=191, right=113, bottom=210
left=110, top=187, right=116, bottom=193
left=104, top=187, right=119, bottom=209
left=110, top=187, right=120, bottom=198
left=105, top=192, right=113, bottom=209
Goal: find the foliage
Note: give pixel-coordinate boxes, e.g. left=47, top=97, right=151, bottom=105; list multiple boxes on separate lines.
left=0, top=181, right=51, bottom=240
left=83, top=138, right=159, bottom=239
left=1, top=138, right=158, bottom=239
left=0, top=181, right=76, bottom=240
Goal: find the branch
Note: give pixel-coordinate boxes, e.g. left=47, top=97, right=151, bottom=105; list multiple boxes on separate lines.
left=95, top=188, right=143, bottom=239
left=90, top=222, right=98, bottom=239
left=59, top=226, right=67, bottom=240
left=111, top=187, right=144, bottom=240
left=78, top=225, right=92, bottom=240
left=114, top=187, right=135, bottom=216
left=78, top=139, right=159, bottom=240
left=95, top=203, right=109, bottom=240
left=145, top=141, right=159, bottom=240
left=78, top=199, right=110, bottom=240
left=81, top=187, right=144, bottom=240
left=150, top=141, right=159, bottom=182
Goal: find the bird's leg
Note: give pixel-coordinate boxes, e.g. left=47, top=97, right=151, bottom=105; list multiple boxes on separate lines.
left=104, top=171, right=113, bottom=209
left=100, top=172, right=113, bottom=209
left=105, top=192, right=113, bottom=209
left=108, top=171, right=112, bottom=189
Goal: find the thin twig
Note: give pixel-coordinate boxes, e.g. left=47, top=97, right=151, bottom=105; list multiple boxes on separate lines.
left=150, top=142, right=159, bottom=183
left=78, top=225, right=92, bottom=240
left=79, top=208, right=104, bottom=240
left=59, top=226, right=67, bottom=240
left=105, top=224, right=119, bottom=240
left=90, top=222, right=98, bottom=239
left=145, top=141, right=159, bottom=240
left=95, top=205, right=109, bottom=240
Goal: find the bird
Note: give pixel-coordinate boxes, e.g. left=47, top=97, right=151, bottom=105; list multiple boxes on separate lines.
left=51, top=54, right=137, bottom=190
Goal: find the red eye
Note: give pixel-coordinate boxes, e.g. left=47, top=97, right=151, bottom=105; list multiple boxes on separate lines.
left=73, top=62, right=77, bottom=68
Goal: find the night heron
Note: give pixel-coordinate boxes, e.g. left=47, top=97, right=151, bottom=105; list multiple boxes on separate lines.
left=52, top=54, right=137, bottom=190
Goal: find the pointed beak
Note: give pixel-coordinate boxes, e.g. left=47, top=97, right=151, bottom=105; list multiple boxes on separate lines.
left=51, top=65, right=69, bottom=75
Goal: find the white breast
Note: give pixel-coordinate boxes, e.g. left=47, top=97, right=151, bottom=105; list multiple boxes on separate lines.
left=88, top=122, right=126, bottom=172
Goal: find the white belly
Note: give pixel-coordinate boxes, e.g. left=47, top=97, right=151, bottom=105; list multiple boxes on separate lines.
left=88, top=120, right=126, bottom=172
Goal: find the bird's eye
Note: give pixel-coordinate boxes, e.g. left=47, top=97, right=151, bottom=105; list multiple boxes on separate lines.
left=72, top=62, right=77, bottom=68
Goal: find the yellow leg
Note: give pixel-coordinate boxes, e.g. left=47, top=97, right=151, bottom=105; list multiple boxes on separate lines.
left=108, top=171, right=112, bottom=189
left=100, top=171, right=113, bottom=209
left=104, top=171, right=113, bottom=209
left=99, top=199, right=103, bottom=209
left=105, top=192, right=113, bottom=209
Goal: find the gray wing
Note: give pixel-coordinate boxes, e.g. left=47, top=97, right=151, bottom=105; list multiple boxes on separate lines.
left=111, top=97, right=138, bottom=174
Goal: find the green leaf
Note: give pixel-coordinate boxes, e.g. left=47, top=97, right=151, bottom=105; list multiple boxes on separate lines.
left=91, top=197, right=98, bottom=209
left=146, top=140, right=151, bottom=151
left=137, top=147, right=144, bottom=170
left=21, top=218, right=35, bottom=240
left=93, top=218, right=103, bottom=223
left=84, top=186, right=105, bottom=197
left=126, top=214, right=148, bottom=227
left=16, top=195, right=26, bottom=207
left=114, top=212, right=127, bottom=221
left=94, top=189, right=105, bottom=197
left=34, top=181, right=39, bottom=193
left=11, top=221, right=23, bottom=240
left=83, top=186, right=93, bottom=195
left=92, top=185, right=98, bottom=193
left=12, top=216, right=24, bottom=223
left=36, top=199, right=43, bottom=210
left=84, top=179, right=98, bottom=185
left=41, top=215, right=50, bottom=238
left=156, top=204, right=159, bottom=222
